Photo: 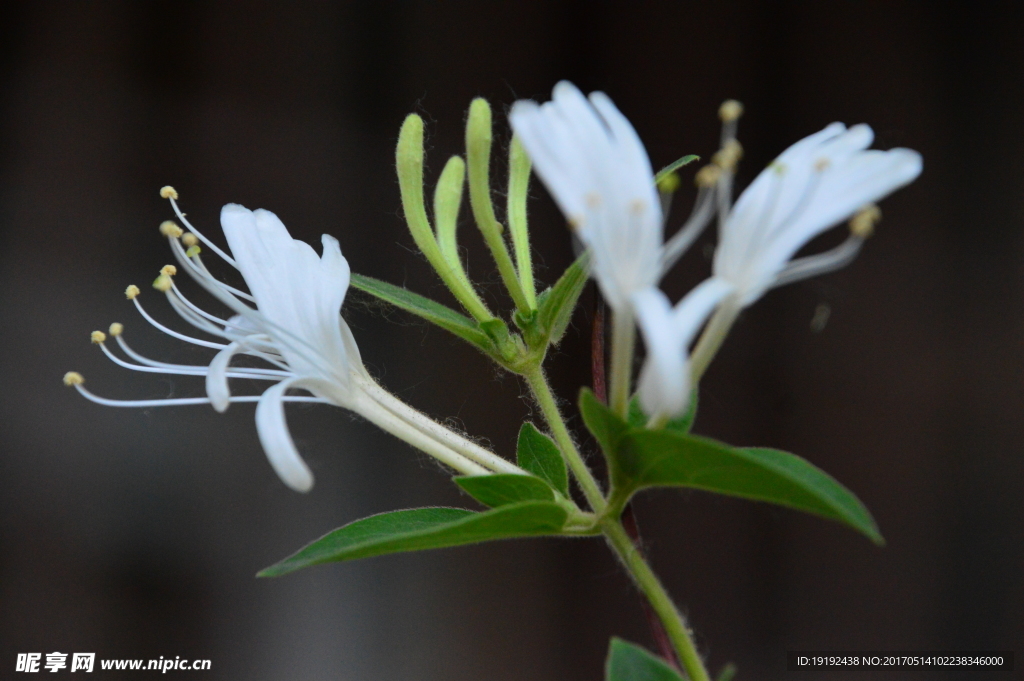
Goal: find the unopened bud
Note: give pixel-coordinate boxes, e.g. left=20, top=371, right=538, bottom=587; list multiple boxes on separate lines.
left=63, top=371, right=85, bottom=386
left=109, top=322, right=124, bottom=336
left=159, top=220, right=183, bottom=238
left=849, top=205, right=881, bottom=239
left=90, top=330, right=106, bottom=344
left=718, top=100, right=744, bottom=122
left=159, top=186, right=179, bottom=200
left=125, top=284, right=141, bottom=300
left=181, top=233, right=199, bottom=248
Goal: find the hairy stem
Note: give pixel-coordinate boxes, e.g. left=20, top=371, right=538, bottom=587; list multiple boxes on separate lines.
left=524, top=365, right=606, bottom=513
left=621, top=505, right=681, bottom=670
left=603, top=519, right=711, bottom=681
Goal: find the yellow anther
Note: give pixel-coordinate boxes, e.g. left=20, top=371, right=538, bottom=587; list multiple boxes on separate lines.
left=159, top=186, right=179, bottom=200
left=125, top=284, right=141, bottom=300
left=657, top=171, right=681, bottom=194
left=90, top=330, right=106, bottom=344
left=719, top=99, right=744, bottom=122
left=153, top=274, right=173, bottom=292
left=63, top=371, right=85, bottom=386
left=712, top=140, right=743, bottom=170
left=185, top=245, right=201, bottom=258
left=159, top=220, right=183, bottom=238
left=695, top=164, right=722, bottom=188
left=849, top=204, right=881, bottom=239
left=109, top=322, right=124, bottom=336
left=160, top=264, right=177, bottom=277
left=181, top=233, right=199, bottom=248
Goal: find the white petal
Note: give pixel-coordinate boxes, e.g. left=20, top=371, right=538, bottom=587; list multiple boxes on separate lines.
left=634, top=288, right=688, bottom=417
left=254, top=377, right=327, bottom=493
left=219, top=204, right=353, bottom=382
left=761, top=148, right=922, bottom=272
left=510, top=82, right=662, bottom=312
left=633, top=278, right=735, bottom=418
left=206, top=341, right=243, bottom=413
left=715, top=123, right=922, bottom=304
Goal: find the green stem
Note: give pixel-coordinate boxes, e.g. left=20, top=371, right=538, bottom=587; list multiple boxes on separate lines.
left=524, top=365, right=606, bottom=513
left=608, top=309, right=636, bottom=418
left=603, top=519, right=711, bottom=681
left=688, top=296, right=741, bottom=383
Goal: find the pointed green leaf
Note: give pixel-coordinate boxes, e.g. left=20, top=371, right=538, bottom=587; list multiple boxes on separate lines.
left=258, top=502, right=568, bottom=577
left=653, top=155, right=700, bottom=185
left=537, top=252, right=590, bottom=345
left=617, top=431, right=883, bottom=544
left=350, top=273, right=493, bottom=351
left=627, top=390, right=698, bottom=433
left=516, top=423, right=569, bottom=497
left=606, top=638, right=684, bottom=681
left=579, top=387, right=630, bottom=457
left=455, top=473, right=555, bottom=507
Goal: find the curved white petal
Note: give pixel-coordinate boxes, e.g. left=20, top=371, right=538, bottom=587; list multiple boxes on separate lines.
left=219, top=204, right=353, bottom=382
left=206, top=341, right=243, bottom=413
left=510, top=81, right=662, bottom=311
left=633, top=278, right=735, bottom=418
left=634, top=288, right=687, bottom=417
left=715, top=123, right=922, bottom=304
left=254, top=377, right=331, bottom=493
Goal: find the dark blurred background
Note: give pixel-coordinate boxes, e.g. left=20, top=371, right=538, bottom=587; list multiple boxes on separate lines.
left=1, top=1, right=1021, bottom=679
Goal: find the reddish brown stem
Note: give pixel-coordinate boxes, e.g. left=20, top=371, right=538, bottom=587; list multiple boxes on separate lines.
left=622, top=504, right=683, bottom=672
left=592, top=296, right=607, bottom=404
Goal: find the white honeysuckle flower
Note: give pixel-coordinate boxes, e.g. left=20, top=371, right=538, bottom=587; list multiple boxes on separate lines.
left=67, top=191, right=522, bottom=491
left=632, top=279, right=735, bottom=419
left=713, top=122, right=923, bottom=305
left=509, top=81, right=665, bottom=313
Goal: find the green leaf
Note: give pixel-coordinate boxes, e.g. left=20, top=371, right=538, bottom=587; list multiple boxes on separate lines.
left=536, top=252, right=590, bottom=345
left=627, top=390, right=698, bottom=433
left=654, top=155, right=700, bottom=185
left=258, top=502, right=568, bottom=577
left=455, top=473, right=555, bottom=507
left=350, top=273, right=493, bottom=351
left=606, top=638, right=684, bottom=681
left=578, top=387, right=630, bottom=458
left=516, top=423, right=569, bottom=497
left=617, top=431, right=883, bottom=544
